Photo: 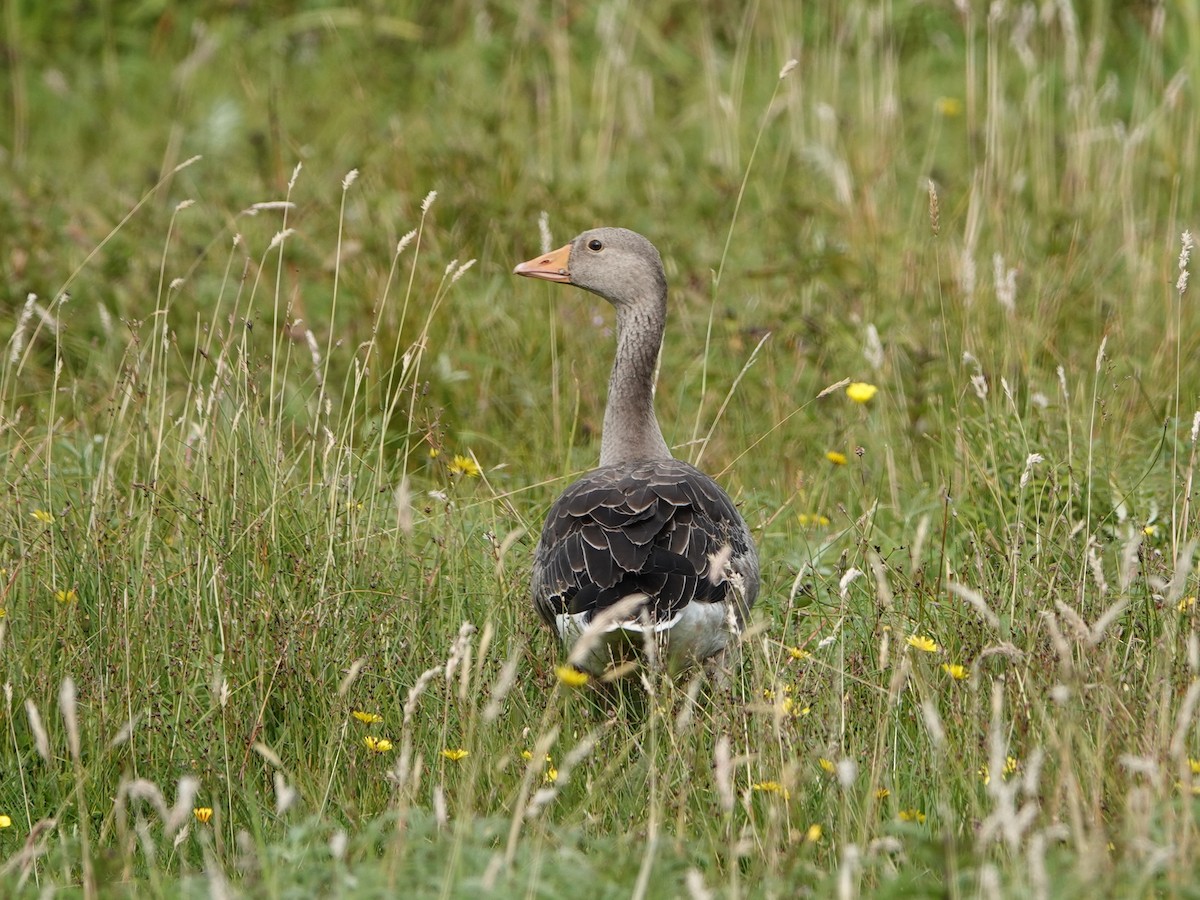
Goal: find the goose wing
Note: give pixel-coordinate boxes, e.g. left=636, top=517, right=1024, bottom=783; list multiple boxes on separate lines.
left=532, top=458, right=758, bottom=630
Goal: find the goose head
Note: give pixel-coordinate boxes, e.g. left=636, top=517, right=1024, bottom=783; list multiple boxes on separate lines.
left=514, top=227, right=667, bottom=310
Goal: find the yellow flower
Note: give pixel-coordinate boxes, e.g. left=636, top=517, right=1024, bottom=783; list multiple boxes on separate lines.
left=805, top=823, right=822, bottom=842
left=906, top=635, right=939, bottom=653
left=441, top=748, right=469, bottom=761
left=428, top=447, right=440, bottom=459
left=898, top=808, right=926, bottom=824
left=351, top=710, right=383, bottom=724
left=979, top=756, right=1019, bottom=785
left=545, top=766, right=559, bottom=783
left=940, top=663, right=967, bottom=680
left=554, top=665, right=589, bottom=688
left=751, top=781, right=790, bottom=799
left=818, top=757, right=835, bottom=774
left=364, top=736, right=394, bottom=753
left=797, top=513, right=831, bottom=527
left=935, top=96, right=963, bottom=117
left=55, top=589, right=77, bottom=604
left=787, top=646, right=810, bottom=660
left=1189, top=758, right=1200, bottom=776
left=193, top=807, right=213, bottom=824
left=846, top=382, right=878, bottom=404
left=825, top=451, right=847, bottom=466
left=447, top=454, right=481, bottom=478
left=1143, top=524, right=1157, bottom=536
left=0, top=608, right=6, bottom=619
left=875, top=788, right=891, bottom=799
left=1179, top=596, right=1196, bottom=613
left=32, top=509, right=53, bottom=524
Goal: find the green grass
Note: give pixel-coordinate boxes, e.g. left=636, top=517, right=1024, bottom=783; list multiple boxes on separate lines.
left=2, top=0, right=1199, bottom=895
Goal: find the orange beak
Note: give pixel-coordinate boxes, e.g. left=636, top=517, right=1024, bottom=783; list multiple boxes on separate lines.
left=513, top=242, right=572, bottom=283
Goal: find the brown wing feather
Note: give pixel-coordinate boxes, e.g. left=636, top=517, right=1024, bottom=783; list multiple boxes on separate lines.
left=532, top=458, right=759, bottom=629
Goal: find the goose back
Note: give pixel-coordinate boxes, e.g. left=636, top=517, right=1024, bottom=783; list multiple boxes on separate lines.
left=533, top=457, right=759, bottom=671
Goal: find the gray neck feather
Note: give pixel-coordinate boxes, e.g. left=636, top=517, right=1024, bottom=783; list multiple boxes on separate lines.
left=599, top=299, right=672, bottom=467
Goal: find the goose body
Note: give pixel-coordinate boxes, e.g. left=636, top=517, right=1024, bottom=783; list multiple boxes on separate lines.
left=515, top=227, right=759, bottom=675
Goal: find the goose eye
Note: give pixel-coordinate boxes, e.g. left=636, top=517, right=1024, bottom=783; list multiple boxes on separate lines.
left=588, top=239, right=603, bottom=252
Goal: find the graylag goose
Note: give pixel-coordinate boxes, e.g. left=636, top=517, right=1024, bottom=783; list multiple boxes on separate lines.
left=514, top=227, right=759, bottom=676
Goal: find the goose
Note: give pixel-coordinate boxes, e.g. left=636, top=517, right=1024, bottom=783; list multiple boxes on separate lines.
left=514, top=227, right=759, bottom=676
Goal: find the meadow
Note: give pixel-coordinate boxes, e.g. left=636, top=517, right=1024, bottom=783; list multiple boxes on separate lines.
left=2, top=1, right=1199, bottom=895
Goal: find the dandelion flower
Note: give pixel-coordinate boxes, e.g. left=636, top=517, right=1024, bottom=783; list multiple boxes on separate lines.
left=906, top=635, right=939, bottom=653
left=751, top=781, right=790, bottom=800
left=940, top=663, right=967, bottom=680
left=441, top=748, right=469, bottom=762
left=447, top=454, right=481, bottom=478
left=193, top=808, right=213, bottom=824
left=846, top=382, right=878, bottom=404
left=55, top=589, right=77, bottom=604
left=935, top=97, right=963, bottom=117
left=32, top=509, right=54, bottom=524
left=818, top=757, right=835, bottom=774
left=875, top=788, right=891, bottom=799
left=352, top=710, right=383, bottom=724
left=554, top=665, right=589, bottom=688
left=825, top=451, right=847, bottom=466
left=805, top=823, right=822, bottom=842
left=364, top=736, right=394, bottom=753
left=898, top=808, right=926, bottom=824
left=797, top=513, right=830, bottom=527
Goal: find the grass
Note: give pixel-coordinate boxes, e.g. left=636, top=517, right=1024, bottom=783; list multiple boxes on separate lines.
left=1, top=0, right=1199, bottom=895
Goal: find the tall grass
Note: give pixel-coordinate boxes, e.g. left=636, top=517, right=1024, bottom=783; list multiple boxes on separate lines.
left=1, top=0, right=1198, bottom=895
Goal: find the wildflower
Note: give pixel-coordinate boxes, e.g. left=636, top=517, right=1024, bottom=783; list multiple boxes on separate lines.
left=545, top=766, right=559, bottom=783
left=805, top=823, right=822, bottom=842
left=979, top=756, right=1019, bottom=785
left=1189, top=758, right=1200, bottom=776
left=906, top=635, right=939, bottom=653
left=935, top=97, right=963, bottom=117
left=825, top=451, right=847, bottom=466
left=428, top=447, right=440, bottom=459
left=797, top=514, right=830, bottom=527
left=898, top=808, right=926, bottom=824
left=364, top=736, right=394, bottom=753
left=762, top=687, right=775, bottom=701
left=193, top=808, right=213, bottom=824
left=0, top=608, right=5, bottom=619
left=55, top=589, right=77, bottom=604
left=351, top=710, right=383, bottom=724
left=447, top=454, right=481, bottom=478
left=1179, top=597, right=1196, bottom=613
left=751, top=781, right=790, bottom=800
left=818, top=757, right=835, bottom=774
left=554, top=665, right=589, bottom=688
left=32, top=509, right=53, bottom=524
left=441, top=748, right=469, bottom=762
left=846, top=382, right=878, bottom=404
left=1143, top=524, right=1157, bottom=536
left=940, top=663, right=967, bottom=680
left=875, top=788, right=890, bottom=799
left=787, top=646, right=810, bottom=661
